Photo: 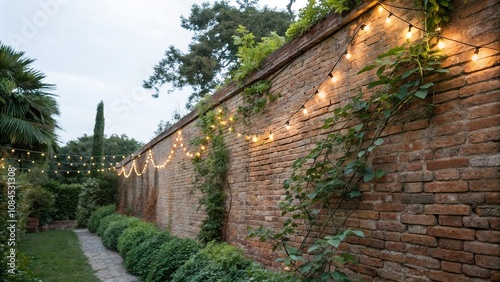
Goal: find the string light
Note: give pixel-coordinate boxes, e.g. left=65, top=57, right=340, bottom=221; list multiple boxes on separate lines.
left=386, top=13, right=392, bottom=23
left=328, top=73, right=337, bottom=83
left=360, top=24, right=370, bottom=31
left=344, top=50, right=352, bottom=59
left=285, top=121, right=291, bottom=130
left=252, top=135, right=258, bottom=143
left=269, top=132, right=274, bottom=140
left=472, top=47, right=480, bottom=61
left=406, top=24, right=413, bottom=39
left=302, top=105, right=308, bottom=114
left=437, top=37, right=445, bottom=49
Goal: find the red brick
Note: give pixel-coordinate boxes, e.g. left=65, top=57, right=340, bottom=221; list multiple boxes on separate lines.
left=424, top=181, right=468, bottom=193
left=430, top=248, right=474, bottom=264
left=470, top=180, right=500, bottom=192
left=462, top=264, right=491, bottom=278
left=434, top=169, right=460, bottom=180
left=434, top=193, right=460, bottom=204
left=486, top=192, right=500, bottom=204
left=441, top=261, right=462, bottom=274
left=426, top=158, right=469, bottom=170
left=464, top=241, right=500, bottom=256
left=427, top=226, right=475, bottom=240
left=404, top=253, right=440, bottom=269
left=424, top=204, right=471, bottom=215
left=439, top=239, right=463, bottom=251
left=467, top=114, right=500, bottom=131
left=470, top=127, right=500, bottom=143
left=476, top=255, right=500, bottom=270
left=428, top=270, right=470, bottom=282
left=402, top=233, right=438, bottom=247
left=377, top=220, right=406, bottom=232
left=459, top=193, right=485, bottom=205
left=476, top=230, right=500, bottom=243
left=463, top=215, right=489, bottom=229
left=351, top=210, right=379, bottom=220
left=401, top=214, right=436, bottom=226
left=438, top=215, right=463, bottom=227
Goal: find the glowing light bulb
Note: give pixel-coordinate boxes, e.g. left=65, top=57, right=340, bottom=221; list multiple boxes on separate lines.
left=386, top=13, right=392, bottom=24
left=472, top=47, right=480, bottom=61
left=378, top=5, right=383, bottom=13
left=317, top=91, right=326, bottom=99
left=285, top=121, right=291, bottom=130
left=344, top=50, right=352, bottom=59
left=437, top=38, right=445, bottom=49
left=406, top=25, right=413, bottom=39
left=269, top=132, right=274, bottom=140
left=329, top=73, right=337, bottom=83
left=302, top=106, right=308, bottom=114
left=360, top=24, right=370, bottom=31
left=252, top=135, right=258, bottom=143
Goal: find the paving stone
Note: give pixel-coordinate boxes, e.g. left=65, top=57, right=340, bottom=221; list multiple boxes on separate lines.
left=74, top=229, right=139, bottom=282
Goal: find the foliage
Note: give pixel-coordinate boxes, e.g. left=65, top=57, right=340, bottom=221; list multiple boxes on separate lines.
left=422, top=0, right=454, bottom=32
left=96, top=213, right=124, bottom=236
left=75, top=174, right=119, bottom=227
left=232, top=25, right=286, bottom=81
left=153, top=106, right=184, bottom=137
left=0, top=42, right=60, bottom=154
left=191, top=98, right=230, bottom=243
left=237, top=80, right=279, bottom=121
left=18, top=230, right=99, bottom=282
left=143, top=1, right=293, bottom=108
left=124, top=231, right=172, bottom=279
left=44, top=182, right=82, bottom=220
left=117, top=221, right=158, bottom=259
left=0, top=246, right=41, bottom=282
left=23, top=186, right=55, bottom=225
left=250, top=37, right=448, bottom=279
left=145, top=237, right=200, bottom=282
left=102, top=216, right=140, bottom=251
left=87, top=204, right=116, bottom=233
left=286, top=0, right=361, bottom=39
left=91, top=101, right=105, bottom=174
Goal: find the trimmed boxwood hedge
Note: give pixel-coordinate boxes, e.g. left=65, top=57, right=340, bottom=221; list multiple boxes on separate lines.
left=87, top=204, right=116, bottom=233
left=102, top=216, right=140, bottom=251
left=97, top=214, right=125, bottom=236
left=117, top=221, right=158, bottom=259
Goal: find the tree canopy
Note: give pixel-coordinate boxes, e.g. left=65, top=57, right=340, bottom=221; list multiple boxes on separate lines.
left=143, top=0, right=293, bottom=108
left=0, top=43, right=60, bottom=154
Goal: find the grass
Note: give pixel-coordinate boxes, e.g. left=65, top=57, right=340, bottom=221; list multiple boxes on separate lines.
left=18, top=229, right=100, bottom=282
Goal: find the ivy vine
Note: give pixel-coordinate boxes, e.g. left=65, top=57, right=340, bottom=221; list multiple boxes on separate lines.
left=191, top=98, right=230, bottom=243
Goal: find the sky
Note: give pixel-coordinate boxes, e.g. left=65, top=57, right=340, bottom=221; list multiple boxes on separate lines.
left=0, top=0, right=307, bottom=145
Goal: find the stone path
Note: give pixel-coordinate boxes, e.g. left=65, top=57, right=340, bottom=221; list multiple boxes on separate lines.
left=74, top=229, right=139, bottom=282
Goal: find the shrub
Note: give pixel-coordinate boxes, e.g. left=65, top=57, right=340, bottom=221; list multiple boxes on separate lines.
left=75, top=174, right=119, bottom=227
left=146, top=237, right=200, bottom=282
left=87, top=204, right=116, bottom=233
left=245, top=263, right=299, bottom=282
left=117, top=221, right=158, bottom=259
left=170, top=242, right=251, bottom=282
left=96, top=214, right=125, bottom=237
left=102, top=216, right=139, bottom=251
left=45, top=182, right=82, bottom=220
left=24, top=186, right=55, bottom=225
left=125, top=231, right=172, bottom=279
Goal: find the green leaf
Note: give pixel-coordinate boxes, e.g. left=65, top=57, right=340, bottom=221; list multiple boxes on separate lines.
left=420, top=82, right=434, bottom=89
left=354, top=123, right=363, bottom=131
left=352, top=230, right=365, bottom=237
left=300, top=263, right=313, bottom=273
left=307, top=244, right=320, bottom=253
left=374, top=138, right=384, bottom=146
left=349, top=189, right=361, bottom=198
left=357, top=150, right=366, bottom=157
left=402, top=68, right=418, bottom=79
left=382, top=109, right=392, bottom=118
left=363, top=172, right=374, bottom=182
left=327, top=238, right=341, bottom=248
left=415, top=89, right=428, bottom=99
left=375, top=169, right=385, bottom=178
left=357, top=64, right=376, bottom=74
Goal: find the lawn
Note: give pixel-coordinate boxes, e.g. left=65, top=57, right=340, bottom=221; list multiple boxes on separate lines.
left=18, top=230, right=100, bottom=282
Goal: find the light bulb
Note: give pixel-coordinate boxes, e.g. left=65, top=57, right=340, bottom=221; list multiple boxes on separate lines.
left=329, top=73, right=337, bottom=83
left=285, top=122, right=291, bottom=130
left=302, top=106, right=308, bottom=114
left=344, top=50, right=352, bottom=59
left=378, top=5, right=383, bottom=13
left=386, top=13, right=392, bottom=24
left=437, top=38, right=445, bottom=49
left=360, top=24, right=370, bottom=31
left=252, top=135, right=258, bottom=143
left=406, top=25, right=413, bottom=39
left=317, top=91, right=326, bottom=99
left=472, top=47, right=480, bottom=61
left=269, top=132, right=274, bottom=140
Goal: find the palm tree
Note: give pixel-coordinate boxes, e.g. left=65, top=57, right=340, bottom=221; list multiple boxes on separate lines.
left=0, top=42, right=60, bottom=157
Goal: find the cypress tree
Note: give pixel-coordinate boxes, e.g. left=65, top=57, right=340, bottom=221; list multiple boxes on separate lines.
left=91, top=101, right=105, bottom=173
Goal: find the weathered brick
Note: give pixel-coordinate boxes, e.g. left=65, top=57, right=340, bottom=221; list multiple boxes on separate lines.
left=430, top=248, right=474, bottom=264
left=424, top=181, right=468, bottom=193
left=462, top=264, right=491, bottom=278
left=470, top=179, right=500, bottom=192
left=470, top=154, right=500, bottom=167
left=434, top=193, right=460, bottom=204
left=398, top=171, right=434, bottom=183
left=438, top=215, right=463, bottom=227
left=427, top=226, right=475, bottom=240
left=441, top=261, right=462, bottom=274
left=463, top=215, right=489, bottom=229
left=439, top=239, right=463, bottom=251
left=476, top=230, right=500, bottom=243
left=428, top=270, right=470, bottom=282
left=404, top=253, right=440, bottom=269
left=476, top=205, right=500, bottom=217
left=401, top=214, right=436, bottom=226
left=426, top=158, right=469, bottom=170
left=401, top=194, right=434, bottom=204
left=464, top=241, right=500, bottom=256
left=476, top=255, right=500, bottom=270
left=425, top=204, right=471, bottom=215
left=402, top=233, right=438, bottom=247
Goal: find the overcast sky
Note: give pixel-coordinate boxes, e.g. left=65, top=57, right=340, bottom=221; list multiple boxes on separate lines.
left=0, top=0, right=307, bottom=145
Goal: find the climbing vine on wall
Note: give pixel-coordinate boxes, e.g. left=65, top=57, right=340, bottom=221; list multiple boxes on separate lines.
left=191, top=98, right=230, bottom=243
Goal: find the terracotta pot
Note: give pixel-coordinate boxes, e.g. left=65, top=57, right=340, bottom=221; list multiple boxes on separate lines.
left=27, top=217, right=39, bottom=233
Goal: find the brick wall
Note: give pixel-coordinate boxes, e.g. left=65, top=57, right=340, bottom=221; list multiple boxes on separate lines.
left=117, top=0, right=500, bottom=280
